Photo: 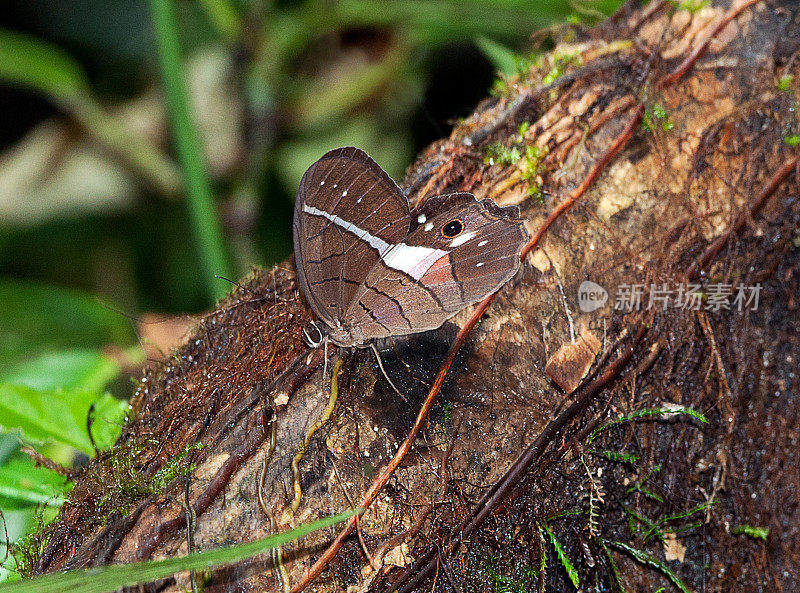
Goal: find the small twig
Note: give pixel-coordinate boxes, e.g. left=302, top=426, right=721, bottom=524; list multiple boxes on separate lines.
left=331, top=460, right=375, bottom=568
left=548, top=253, right=576, bottom=343
left=183, top=476, right=197, bottom=593
left=436, top=544, right=463, bottom=593
left=686, top=156, right=798, bottom=279
left=371, top=343, right=407, bottom=400
left=21, top=447, right=78, bottom=480
left=658, top=0, right=762, bottom=88
left=86, top=403, right=100, bottom=458
left=258, top=410, right=288, bottom=593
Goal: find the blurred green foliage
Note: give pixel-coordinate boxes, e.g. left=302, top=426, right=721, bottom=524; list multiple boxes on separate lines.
left=0, top=0, right=623, bottom=312
left=0, top=0, right=624, bottom=581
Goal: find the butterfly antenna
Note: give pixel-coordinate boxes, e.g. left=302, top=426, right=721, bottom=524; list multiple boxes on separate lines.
left=370, top=343, right=407, bottom=401
left=215, top=275, right=244, bottom=290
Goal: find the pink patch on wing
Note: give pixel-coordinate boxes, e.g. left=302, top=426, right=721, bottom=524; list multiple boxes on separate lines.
left=420, top=254, right=453, bottom=285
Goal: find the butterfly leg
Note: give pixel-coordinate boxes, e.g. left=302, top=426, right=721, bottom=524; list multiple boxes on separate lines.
left=370, top=342, right=407, bottom=401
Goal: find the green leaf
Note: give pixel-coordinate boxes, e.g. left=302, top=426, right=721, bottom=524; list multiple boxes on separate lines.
left=88, top=394, right=129, bottom=451
left=0, top=28, right=88, bottom=98
left=475, top=36, right=518, bottom=76
left=0, top=279, right=134, bottom=369
left=0, top=454, right=69, bottom=509
left=197, top=0, right=242, bottom=40
left=589, top=407, right=707, bottom=444
left=0, top=510, right=355, bottom=593
left=0, top=384, right=126, bottom=455
left=601, top=450, right=640, bottom=464
left=1, top=349, right=120, bottom=393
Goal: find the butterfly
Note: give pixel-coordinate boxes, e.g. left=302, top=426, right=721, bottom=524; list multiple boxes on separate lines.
left=293, top=147, right=528, bottom=348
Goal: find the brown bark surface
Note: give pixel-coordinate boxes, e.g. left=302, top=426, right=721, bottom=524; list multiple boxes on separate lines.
left=32, top=1, right=800, bottom=591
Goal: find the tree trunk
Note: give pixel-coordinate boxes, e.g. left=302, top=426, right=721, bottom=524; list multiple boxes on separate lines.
left=33, top=1, right=800, bottom=591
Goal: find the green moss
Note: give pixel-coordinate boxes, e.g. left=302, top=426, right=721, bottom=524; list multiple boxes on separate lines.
left=732, top=525, right=769, bottom=540
left=484, top=142, right=522, bottom=166
left=784, top=134, right=799, bottom=146
left=541, top=523, right=580, bottom=589
left=601, top=450, right=641, bottom=464
left=669, top=0, right=710, bottom=12
left=7, top=514, right=51, bottom=579
left=642, top=103, right=674, bottom=133
left=521, top=144, right=548, bottom=202
left=94, top=439, right=204, bottom=522
left=777, top=74, right=794, bottom=91
left=542, top=52, right=581, bottom=86
left=151, top=442, right=204, bottom=493
left=440, top=401, right=452, bottom=424
left=483, top=555, right=537, bottom=593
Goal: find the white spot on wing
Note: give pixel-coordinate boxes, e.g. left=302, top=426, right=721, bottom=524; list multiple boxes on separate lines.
left=382, top=243, right=448, bottom=280
left=320, top=181, right=325, bottom=185
left=450, top=231, right=477, bottom=248
left=478, top=240, right=488, bottom=247
left=424, top=222, right=434, bottom=231
left=476, top=262, right=484, bottom=267
left=417, top=214, right=427, bottom=223
left=342, top=190, right=348, bottom=197
left=333, top=184, right=337, bottom=188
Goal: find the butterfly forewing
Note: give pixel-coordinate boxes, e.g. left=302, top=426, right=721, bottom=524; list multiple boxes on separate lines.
left=293, top=148, right=411, bottom=327
left=344, top=193, right=528, bottom=340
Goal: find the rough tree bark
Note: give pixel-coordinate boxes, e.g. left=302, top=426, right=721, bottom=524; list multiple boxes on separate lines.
left=31, top=1, right=799, bottom=592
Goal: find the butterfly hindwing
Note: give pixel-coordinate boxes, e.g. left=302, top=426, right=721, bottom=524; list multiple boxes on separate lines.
left=343, top=193, right=528, bottom=341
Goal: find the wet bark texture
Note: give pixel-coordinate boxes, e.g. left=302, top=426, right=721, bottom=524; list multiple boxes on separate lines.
left=33, top=1, right=799, bottom=591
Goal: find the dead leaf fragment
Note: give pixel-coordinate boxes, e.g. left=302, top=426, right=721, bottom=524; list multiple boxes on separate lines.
left=545, top=327, right=602, bottom=392
left=664, top=532, right=687, bottom=562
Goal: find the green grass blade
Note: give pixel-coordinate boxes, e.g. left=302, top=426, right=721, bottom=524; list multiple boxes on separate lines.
left=149, top=0, right=233, bottom=302
left=541, top=523, right=579, bottom=589
left=0, top=510, right=355, bottom=593
left=607, top=540, right=691, bottom=593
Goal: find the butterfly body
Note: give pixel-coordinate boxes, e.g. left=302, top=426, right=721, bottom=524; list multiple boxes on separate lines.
left=293, top=147, right=528, bottom=348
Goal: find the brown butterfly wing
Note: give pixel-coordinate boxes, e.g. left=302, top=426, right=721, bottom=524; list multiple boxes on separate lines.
left=343, top=193, right=528, bottom=341
left=293, top=147, right=411, bottom=329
